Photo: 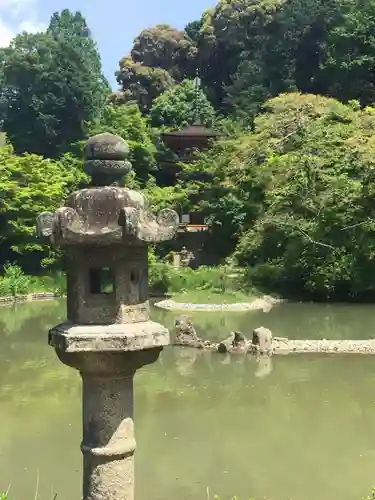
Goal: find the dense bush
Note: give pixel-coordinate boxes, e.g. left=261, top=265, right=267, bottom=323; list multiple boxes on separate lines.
left=0, top=264, right=66, bottom=297
left=232, top=94, right=375, bottom=300
left=187, top=93, right=375, bottom=300
left=0, top=143, right=83, bottom=268
left=0, top=263, right=31, bottom=297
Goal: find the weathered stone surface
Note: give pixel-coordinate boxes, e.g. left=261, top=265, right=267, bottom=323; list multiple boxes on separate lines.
left=36, top=190, right=179, bottom=246
left=36, top=133, right=179, bottom=248
left=252, top=326, right=273, bottom=355
left=273, top=338, right=375, bottom=354
left=37, top=133, right=176, bottom=500
left=49, top=321, right=170, bottom=354
left=217, top=333, right=236, bottom=354
left=65, top=246, right=150, bottom=325
left=84, top=133, right=132, bottom=186
left=81, top=375, right=136, bottom=500
left=174, top=315, right=202, bottom=346
left=217, top=331, right=248, bottom=353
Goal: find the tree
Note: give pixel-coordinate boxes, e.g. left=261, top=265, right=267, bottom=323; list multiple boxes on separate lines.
left=186, top=0, right=375, bottom=119
left=114, top=24, right=198, bottom=112
left=187, top=1, right=259, bottom=110
left=313, top=0, right=375, bottom=104
left=0, top=143, right=80, bottom=267
left=131, top=24, right=197, bottom=80
left=231, top=93, right=375, bottom=299
left=47, top=9, right=110, bottom=99
left=0, top=10, right=107, bottom=158
left=114, top=56, right=175, bottom=112
left=150, top=79, right=216, bottom=129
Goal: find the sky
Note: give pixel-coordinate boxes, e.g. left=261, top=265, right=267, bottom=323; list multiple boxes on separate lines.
left=0, top=0, right=215, bottom=89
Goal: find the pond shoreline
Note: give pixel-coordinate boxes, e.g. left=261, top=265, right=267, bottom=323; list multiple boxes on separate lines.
left=274, top=338, right=375, bottom=354
left=0, top=292, right=171, bottom=307
left=0, top=291, right=59, bottom=306
left=155, top=295, right=283, bottom=312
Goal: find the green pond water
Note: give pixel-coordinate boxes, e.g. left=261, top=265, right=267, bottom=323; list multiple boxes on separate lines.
left=1, top=299, right=375, bottom=500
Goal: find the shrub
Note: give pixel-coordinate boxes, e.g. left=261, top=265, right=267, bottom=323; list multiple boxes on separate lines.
left=148, top=263, right=247, bottom=295
left=0, top=263, right=31, bottom=296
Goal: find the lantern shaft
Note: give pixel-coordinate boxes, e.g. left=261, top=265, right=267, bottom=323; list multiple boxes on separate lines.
left=82, top=374, right=135, bottom=500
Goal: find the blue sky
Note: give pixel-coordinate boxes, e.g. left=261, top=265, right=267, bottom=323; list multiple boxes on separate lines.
left=0, top=0, right=215, bottom=89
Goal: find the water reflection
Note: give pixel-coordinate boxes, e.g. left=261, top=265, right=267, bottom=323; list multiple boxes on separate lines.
left=175, top=347, right=203, bottom=377
left=174, top=347, right=273, bottom=378
left=255, top=355, right=273, bottom=378
left=1, top=301, right=375, bottom=500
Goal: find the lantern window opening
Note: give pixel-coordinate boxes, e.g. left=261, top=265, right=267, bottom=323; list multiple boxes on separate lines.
left=89, top=267, right=115, bottom=295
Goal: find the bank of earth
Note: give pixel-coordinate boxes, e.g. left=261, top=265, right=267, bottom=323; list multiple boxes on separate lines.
left=155, top=293, right=282, bottom=312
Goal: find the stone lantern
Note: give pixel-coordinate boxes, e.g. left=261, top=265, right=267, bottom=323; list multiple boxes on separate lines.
left=36, top=133, right=179, bottom=500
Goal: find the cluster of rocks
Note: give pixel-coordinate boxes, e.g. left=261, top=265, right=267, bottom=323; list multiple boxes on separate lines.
left=174, top=316, right=375, bottom=355
left=174, top=316, right=274, bottom=355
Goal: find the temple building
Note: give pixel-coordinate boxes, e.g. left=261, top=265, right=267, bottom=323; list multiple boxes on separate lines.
left=157, top=80, right=223, bottom=265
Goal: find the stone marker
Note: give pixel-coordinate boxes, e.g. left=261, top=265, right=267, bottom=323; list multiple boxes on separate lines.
left=36, top=133, right=179, bottom=500
left=252, top=326, right=273, bottom=355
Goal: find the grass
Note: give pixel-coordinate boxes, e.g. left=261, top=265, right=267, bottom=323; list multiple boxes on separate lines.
left=0, top=262, right=259, bottom=304
left=171, top=289, right=258, bottom=304
left=149, top=263, right=259, bottom=302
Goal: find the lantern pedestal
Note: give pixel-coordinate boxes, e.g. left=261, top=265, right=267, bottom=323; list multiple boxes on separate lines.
left=50, top=322, right=169, bottom=500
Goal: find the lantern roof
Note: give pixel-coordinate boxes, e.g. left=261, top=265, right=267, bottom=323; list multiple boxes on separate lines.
left=161, top=120, right=222, bottom=140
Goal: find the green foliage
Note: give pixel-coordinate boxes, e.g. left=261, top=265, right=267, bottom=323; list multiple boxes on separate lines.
left=148, top=263, right=246, bottom=295
left=143, top=176, right=188, bottom=213
left=0, top=10, right=107, bottom=158
left=179, top=0, right=375, bottom=119
left=131, top=24, right=197, bottom=80
left=0, top=265, right=66, bottom=298
left=29, top=271, right=67, bottom=297
left=0, top=263, right=31, bottom=297
left=172, top=91, right=375, bottom=300
left=114, top=24, right=197, bottom=112
left=175, top=127, right=265, bottom=258
left=150, top=79, right=216, bottom=129
left=0, top=144, right=77, bottom=259
left=114, top=56, right=175, bottom=112
left=3, top=0, right=375, bottom=302
left=231, top=93, right=375, bottom=299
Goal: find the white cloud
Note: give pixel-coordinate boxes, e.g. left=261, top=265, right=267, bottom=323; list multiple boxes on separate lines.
left=0, top=16, right=15, bottom=46
left=18, top=19, right=46, bottom=33
left=0, top=0, right=46, bottom=47
left=0, top=0, right=34, bottom=15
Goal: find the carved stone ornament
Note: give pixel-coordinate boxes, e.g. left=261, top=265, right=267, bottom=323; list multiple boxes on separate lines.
left=36, top=133, right=179, bottom=247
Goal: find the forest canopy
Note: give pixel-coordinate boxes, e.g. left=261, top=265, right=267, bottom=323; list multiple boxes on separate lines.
left=2, top=1, right=375, bottom=299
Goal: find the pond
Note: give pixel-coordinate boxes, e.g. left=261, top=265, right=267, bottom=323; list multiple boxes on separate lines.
left=1, top=300, right=375, bottom=500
